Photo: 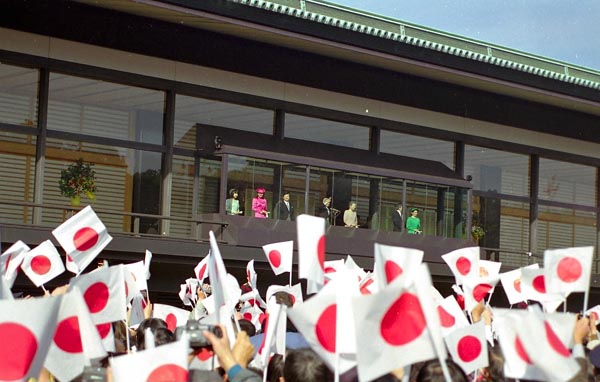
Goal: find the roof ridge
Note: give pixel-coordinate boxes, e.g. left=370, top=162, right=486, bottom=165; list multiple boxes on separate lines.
left=231, top=0, right=600, bottom=90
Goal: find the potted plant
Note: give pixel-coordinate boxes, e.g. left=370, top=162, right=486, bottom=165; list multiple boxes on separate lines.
left=59, top=158, right=97, bottom=206
left=471, top=225, right=485, bottom=243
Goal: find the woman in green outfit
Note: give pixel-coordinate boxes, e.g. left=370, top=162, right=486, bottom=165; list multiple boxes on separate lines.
left=406, top=207, right=422, bottom=234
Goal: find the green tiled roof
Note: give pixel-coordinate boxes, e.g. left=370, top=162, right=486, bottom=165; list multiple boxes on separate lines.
left=231, top=0, right=600, bottom=90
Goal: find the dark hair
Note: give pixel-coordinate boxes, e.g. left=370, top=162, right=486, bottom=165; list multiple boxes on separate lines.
left=415, top=359, right=468, bottom=382
left=282, top=191, right=290, bottom=196
left=229, top=188, right=239, bottom=197
left=135, top=318, right=168, bottom=350
left=284, top=349, right=333, bottom=382
left=267, top=354, right=285, bottom=382
left=237, top=318, right=256, bottom=337
left=274, top=291, right=294, bottom=307
left=153, top=327, right=176, bottom=347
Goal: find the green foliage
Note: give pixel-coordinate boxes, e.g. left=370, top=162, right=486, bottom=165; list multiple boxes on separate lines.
left=58, top=158, right=97, bottom=199
left=471, top=225, right=485, bottom=240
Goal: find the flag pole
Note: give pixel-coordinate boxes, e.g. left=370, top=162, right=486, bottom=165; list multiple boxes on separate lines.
left=123, top=319, right=131, bottom=352
left=289, top=270, right=292, bottom=287
left=584, top=288, right=590, bottom=313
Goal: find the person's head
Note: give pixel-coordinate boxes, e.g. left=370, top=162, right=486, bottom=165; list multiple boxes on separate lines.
left=348, top=202, right=356, bottom=211
left=229, top=188, right=239, bottom=199
left=237, top=318, right=256, bottom=337
left=323, top=197, right=331, bottom=207
left=411, top=207, right=419, bottom=216
left=135, top=318, right=168, bottom=350
left=256, top=187, right=266, bottom=198
left=282, top=191, right=290, bottom=201
left=267, top=353, right=285, bottom=382
left=284, top=348, right=333, bottom=382
left=397, top=204, right=403, bottom=212
left=153, top=327, right=176, bottom=347
left=415, top=359, right=468, bottom=382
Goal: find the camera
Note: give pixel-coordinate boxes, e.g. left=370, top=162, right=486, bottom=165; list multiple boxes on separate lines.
left=175, top=320, right=223, bottom=349
left=80, top=366, right=106, bottom=382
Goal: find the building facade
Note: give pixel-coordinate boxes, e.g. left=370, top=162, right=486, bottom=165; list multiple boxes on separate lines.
left=1, top=0, right=600, bottom=301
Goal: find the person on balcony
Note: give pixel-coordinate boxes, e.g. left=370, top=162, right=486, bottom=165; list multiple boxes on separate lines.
left=392, top=204, right=403, bottom=232
left=274, top=191, right=295, bottom=221
left=252, top=187, right=269, bottom=218
left=226, top=188, right=244, bottom=216
left=406, top=207, right=422, bottom=234
left=343, top=201, right=359, bottom=228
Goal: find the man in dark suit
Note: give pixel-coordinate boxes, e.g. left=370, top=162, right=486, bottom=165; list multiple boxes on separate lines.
left=392, top=204, right=404, bottom=232
left=274, top=191, right=295, bottom=221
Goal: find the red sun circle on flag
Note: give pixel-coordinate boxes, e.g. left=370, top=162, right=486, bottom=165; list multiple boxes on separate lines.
left=532, top=275, right=546, bottom=293
left=198, top=264, right=207, bottom=280
left=146, top=364, right=188, bottom=382
left=360, top=279, right=374, bottom=295
left=96, top=322, right=112, bottom=339
left=54, top=316, right=83, bottom=353
left=591, top=312, right=599, bottom=321
left=456, top=257, right=471, bottom=276
left=83, top=282, right=110, bottom=313
left=556, top=257, right=582, bottom=283
left=30, top=255, right=52, bottom=275
left=544, top=321, right=570, bottom=357
left=165, top=313, right=177, bottom=332
left=514, top=278, right=522, bottom=293
left=243, top=312, right=253, bottom=321
left=380, top=293, right=426, bottom=346
left=0, top=323, right=38, bottom=380
left=315, top=304, right=337, bottom=353
left=473, top=284, right=493, bottom=302
left=515, top=336, right=532, bottom=364
left=3, top=254, right=11, bottom=272
left=324, top=267, right=336, bottom=274
left=268, top=250, right=282, bottom=268
left=196, top=348, right=214, bottom=361
left=317, top=235, right=326, bottom=270
left=73, top=227, right=99, bottom=252
left=437, top=306, right=456, bottom=328
left=384, top=261, right=403, bottom=283
left=457, top=335, right=481, bottom=362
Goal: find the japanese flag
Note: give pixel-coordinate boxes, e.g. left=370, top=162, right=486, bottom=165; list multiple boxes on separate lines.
left=351, top=272, right=437, bottom=382
left=323, top=259, right=344, bottom=281
left=246, top=259, right=257, bottom=289
left=0, top=295, right=63, bottom=381
left=52, top=206, right=112, bottom=274
left=374, top=243, right=423, bottom=289
left=437, top=295, right=470, bottom=337
left=153, top=304, right=191, bottom=333
left=358, top=272, right=378, bottom=295
left=262, top=241, right=293, bottom=275
left=123, top=261, right=148, bottom=293
left=461, top=274, right=499, bottom=312
left=1, top=240, right=29, bottom=288
left=194, top=254, right=210, bottom=282
left=179, top=282, right=195, bottom=307
left=240, top=303, right=266, bottom=332
left=0, top=275, right=13, bottom=300
left=544, top=246, right=593, bottom=294
left=21, top=240, right=65, bottom=287
left=515, top=306, right=580, bottom=382
left=345, top=255, right=367, bottom=282
left=478, top=259, right=501, bottom=278
left=44, top=289, right=107, bottom=382
left=500, top=264, right=539, bottom=305
left=208, top=231, right=238, bottom=320
left=297, top=214, right=326, bottom=293
left=110, top=338, right=189, bottom=382
left=444, top=321, right=488, bottom=375
left=257, top=302, right=287, bottom=368
left=441, top=247, right=480, bottom=285
left=521, top=268, right=564, bottom=308
left=266, top=283, right=303, bottom=307
left=70, top=264, right=127, bottom=325
left=586, top=305, right=600, bottom=321
left=288, top=279, right=356, bottom=375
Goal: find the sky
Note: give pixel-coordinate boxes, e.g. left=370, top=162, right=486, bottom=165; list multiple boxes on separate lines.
left=328, top=0, right=600, bottom=71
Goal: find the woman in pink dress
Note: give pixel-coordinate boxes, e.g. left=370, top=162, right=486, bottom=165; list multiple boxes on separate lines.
left=252, top=187, right=269, bottom=218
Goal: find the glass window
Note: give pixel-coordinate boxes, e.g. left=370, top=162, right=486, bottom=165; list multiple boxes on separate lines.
left=380, top=130, right=455, bottom=170
left=538, top=158, right=596, bottom=206
left=198, top=157, right=221, bottom=214
left=43, top=137, right=162, bottom=234
left=170, top=155, right=195, bottom=238
left=537, top=205, right=596, bottom=254
left=0, top=132, right=36, bottom=224
left=285, top=113, right=370, bottom=150
left=47, top=73, right=165, bottom=144
left=378, top=178, right=404, bottom=231
left=465, top=145, right=529, bottom=196
left=175, top=95, right=273, bottom=148
left=0, top=64, right=38, bottom=127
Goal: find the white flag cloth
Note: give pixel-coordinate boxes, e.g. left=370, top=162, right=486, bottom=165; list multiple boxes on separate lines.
left=144, top=249, right=152, bottom=280
left=586, top=305, right=600, bottom=321
left=70, top=264, right=127, bottom=325
left=351, top=272, right=437, bottom=382
left=445, top=321, right=489, bottom=375
left=129, top=294, right=146, bottom=328
left=521, top=268, right=564, bottom=306
left=437, top=295, right=470, bottom=337
left=515, top=306, right=580, bottom=382
left=373, top=243, right=423, bottom=288
left=44, top=289, right=107, bottom=382
left=544, top=246, right=593, bottom=294
left=323, top=259, right=345, bottom=280
left=358, top=272, right=378, bottom=295
left=208, top=231, right=236, bottom=321
left=194, top=253, right=210, bottom=281
left=441, top=247, right=480, bottom=285
left=500, top=264, right=539, bottom=305
left=266, top=283, right=303, bottom=307
left=52, top=205, right=112, bottom=274
left=0, top=295, right=63, bottom=381
left=478, top=259, right=501, bottom=278
left=123, top=261, right=148, bottom=293
left=153, top=304, right=191, bottom=332
left=288, top=279, right=356, bottom=375
left=461, top=274, right=500, bottom=312
left=257, top=302, right=287, bottom=368
left=110, top=338, right=189, bottom=382
left=179, top=283, right=194, bottom=307
left=344, top=255, right=367, bottom=282
left=240, top=303, right=265, bottom=332
left=123, top=266, right=139, bottom=303
left=1, top=240, right=29, bottom=288
left=297, top=214, right=326, bottom=293
left=0, top=275, right=13, bottom=300
left=262, top=241, right=293, bottom=275
left=246, top=259, right=257, bottom=289
left=21, top=240, right=65, bottom=287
